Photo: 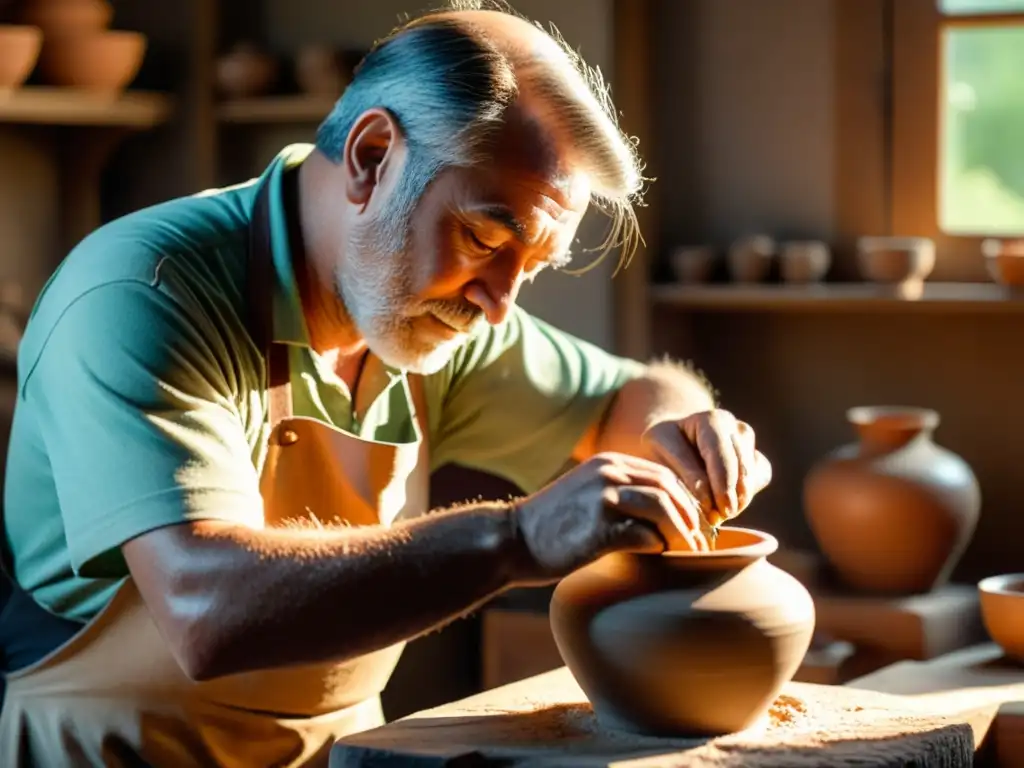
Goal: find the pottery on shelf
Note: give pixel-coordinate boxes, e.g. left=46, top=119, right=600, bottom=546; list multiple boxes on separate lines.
left=857, top=236, right=935, bottom=288
left=294, top=44, right=350, bottom=98
left=779, top=240, right=831, bottom=284
left=978, top=574, right=1024, bottom=661
left=804, top=406, right=981, bottom=595
left=727, top=235, right=775, bottom=283
left=549, top=527, right=815, bottom=737
left=19, top=0, right=112, bottom=36
left=982, top=238, right=1024, bottom=287
left=0, top=25, right=42, bottom=89
left=216, top=43, right=278, bottom=99
left=669, top=245, right=716, bottom=284
left=35, top=29, right=145, bottom=92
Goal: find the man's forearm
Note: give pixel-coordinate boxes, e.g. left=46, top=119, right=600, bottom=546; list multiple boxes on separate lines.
left=129, top=503, right=520, bottom=681
left=591, top=358, right=717, bottom=459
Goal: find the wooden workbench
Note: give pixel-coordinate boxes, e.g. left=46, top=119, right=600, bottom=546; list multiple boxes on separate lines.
left=329, top=662, right=1024, bottom=767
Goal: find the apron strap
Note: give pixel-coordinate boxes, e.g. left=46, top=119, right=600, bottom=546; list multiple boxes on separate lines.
left=247, top=177, right=294, bottom=424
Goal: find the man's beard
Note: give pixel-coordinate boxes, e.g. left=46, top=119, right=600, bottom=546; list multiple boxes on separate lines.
left=336, top=218, right=484, bottom=375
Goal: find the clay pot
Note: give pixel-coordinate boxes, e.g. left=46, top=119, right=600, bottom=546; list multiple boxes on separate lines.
left=804, top=406, right=981, bottom=595
left=857, top=236, right=935, bottom=286
left=780, top=240, right=831, bottom=284
left=0, top=25, right=42, bottom=89
left=19, top=0, right=112, bottom=36
left=979, top=574, right=1024, bottom=662
left=36, top=29, right=145, bottom=92
left=669, top=245, right=716, bottom=284
left=549, top=528, right=815, bottom=737
left=294, top=44, right=350, bottom=98
left=727, top=235, right=774, bottom=283
left=216, top=43, right=278, bottom=99
left=982, top=238, right=1024, bottom=288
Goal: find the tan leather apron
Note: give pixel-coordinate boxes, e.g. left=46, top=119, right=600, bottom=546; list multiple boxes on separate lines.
left=0, top=177, right=430, bottom=767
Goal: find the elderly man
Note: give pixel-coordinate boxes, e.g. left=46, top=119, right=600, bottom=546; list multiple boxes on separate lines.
left=0, top=4, right=770, bottom=767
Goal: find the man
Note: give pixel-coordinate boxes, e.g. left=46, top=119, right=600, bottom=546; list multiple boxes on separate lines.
left=0, top=4, right=771, bottom=766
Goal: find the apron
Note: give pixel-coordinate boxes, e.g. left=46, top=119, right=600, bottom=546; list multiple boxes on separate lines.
left=0, top=176, right=431, bottom=767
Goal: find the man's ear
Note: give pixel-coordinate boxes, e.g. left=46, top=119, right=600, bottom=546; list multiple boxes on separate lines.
left=343, top=108, right=405, bottom=208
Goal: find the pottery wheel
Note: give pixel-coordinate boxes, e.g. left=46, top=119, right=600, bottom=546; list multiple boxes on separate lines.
left=331, top=668, right=978, bottom=767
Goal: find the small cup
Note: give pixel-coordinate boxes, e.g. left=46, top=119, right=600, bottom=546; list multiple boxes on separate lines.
left=669, top=245, right=717, bottom=284
left=780, top=240, right=831, bottom=284
left=727, top=235, right=775, bottom=284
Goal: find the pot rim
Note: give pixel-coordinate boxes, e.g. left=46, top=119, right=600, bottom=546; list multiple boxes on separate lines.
left=847, top=405, right=939, bottom=430
left=979, top=573, right=1024, bottom=596
left=662, top=526, right=778, bottom=560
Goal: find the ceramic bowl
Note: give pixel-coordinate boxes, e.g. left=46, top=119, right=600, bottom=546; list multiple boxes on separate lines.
left=982, top=239, right=1024, bottom=287
left=857, top=236, right=935, bottom=284
left=669, top=246, right=716, bottom=284
left=978, top=573, right=1024, bottom=661
left=36, top=30, right=146, bottom=92
left=0, top=25, right=42, bottom=89
left=780, top=240, right=831, bottom=284
left=727, top=235, right=775, bottom=284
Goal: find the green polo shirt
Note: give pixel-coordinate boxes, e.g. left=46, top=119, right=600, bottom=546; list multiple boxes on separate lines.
left=2, top=144, right=644, bottom=623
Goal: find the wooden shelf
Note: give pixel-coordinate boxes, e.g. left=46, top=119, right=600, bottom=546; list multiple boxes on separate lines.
left=216, top=95, right=337, bottom=125
left=651, top=282, right=1024, bottom=313
left=0, top=87, right=173, bottom=128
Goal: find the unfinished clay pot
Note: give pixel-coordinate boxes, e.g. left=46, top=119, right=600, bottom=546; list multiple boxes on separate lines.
left=804, top=407, right=981, bottom=595
left=669, top=245, right=716, bottom=284
left=727, top=235, right=774, bottom=283
left=983, top=238, right=1024, bottom=288
left=549, top=528, right=815, bottom=737
left=780, top=240, right=831, bottom=284
left=19, top=0, right=112, bottom=36
left=857, top=237, right=935, bottom=286
left=216, top=43, right=278, bottom=99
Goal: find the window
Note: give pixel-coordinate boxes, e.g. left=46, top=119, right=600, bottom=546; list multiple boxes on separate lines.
left=891, top=0, right=1024, bottom=277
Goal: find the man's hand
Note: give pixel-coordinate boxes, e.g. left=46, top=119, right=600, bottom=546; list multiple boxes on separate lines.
left=508, top=452, right=711, bottom=584
left=643, top=410, right=772, bottom=528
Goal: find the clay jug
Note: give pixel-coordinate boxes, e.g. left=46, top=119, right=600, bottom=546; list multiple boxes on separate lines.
left=804, top=406, right=981, bottom=595
left=549, top=528, right=815, bottom=737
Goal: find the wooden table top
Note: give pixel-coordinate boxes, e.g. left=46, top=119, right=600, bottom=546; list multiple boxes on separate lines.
left=328, top=653, right=1024, bottom=767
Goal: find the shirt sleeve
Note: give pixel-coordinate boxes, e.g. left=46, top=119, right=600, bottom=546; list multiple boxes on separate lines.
left=427, top=305, right=645, bottom=494
left=22, top=278, right=264, bottom=578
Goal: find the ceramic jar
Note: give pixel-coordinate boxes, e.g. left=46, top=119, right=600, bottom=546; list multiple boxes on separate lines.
left=804, top=406, right=981, bottom=595
left=549, top=528, right=815, bottom=737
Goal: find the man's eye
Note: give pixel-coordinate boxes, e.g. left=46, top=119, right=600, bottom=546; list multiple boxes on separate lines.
left=463, top=226, right=497, bottom=255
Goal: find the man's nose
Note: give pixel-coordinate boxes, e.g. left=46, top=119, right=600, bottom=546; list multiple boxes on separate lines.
left=465, top=258, right=523, bottom=325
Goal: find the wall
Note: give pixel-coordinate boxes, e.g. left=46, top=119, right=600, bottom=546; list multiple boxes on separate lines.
left=648, top=0, right=1024, bottom=582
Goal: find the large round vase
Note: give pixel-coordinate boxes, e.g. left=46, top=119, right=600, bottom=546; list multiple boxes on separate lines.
left=549, top=528, right=815, bottom=737
left=804, top=406, right=981, bottom=595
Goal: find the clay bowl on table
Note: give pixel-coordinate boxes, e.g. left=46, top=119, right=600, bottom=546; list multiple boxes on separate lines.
left=979, top=574, right=1024, bottom=662
left=549, top=527, right=816, bottom=737
left=36, top=30, right=146, bottom=93
left=727, top=235, right=775, bottom=283
left=0, top=25, right=43, bottom=90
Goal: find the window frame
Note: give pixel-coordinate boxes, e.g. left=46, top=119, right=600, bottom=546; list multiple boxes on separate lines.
left=891, top=0, right=1024, bottom=280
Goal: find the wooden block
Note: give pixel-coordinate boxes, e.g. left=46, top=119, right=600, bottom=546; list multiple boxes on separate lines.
left=331, top=667, right=998, bottom=766
left=771, top=549, right=986, bottom=660
left=481, top=608, right=562, bottom=690
left=849, top=644, right=1024, bottom=768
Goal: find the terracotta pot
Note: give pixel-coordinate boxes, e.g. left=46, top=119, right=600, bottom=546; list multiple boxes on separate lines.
left=979, top=574, right=1024, bottom=662
left=727, top=235, right=774, bottom=283
left=19, top=0, right=112, bottom=36
left=36, top=29, right=145, bottom=92
left=0, top=25, right=42, bottom=89
left=983, top=238, right=1024, bottom=288
left=549, top=528, right=815, bottom=737
left=216, top=43, right=278, bottom=99
left=804, top=406, right=981, bottom=595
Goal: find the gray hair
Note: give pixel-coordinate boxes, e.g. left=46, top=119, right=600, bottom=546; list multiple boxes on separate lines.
left=315, top=0, right=645, bottom=270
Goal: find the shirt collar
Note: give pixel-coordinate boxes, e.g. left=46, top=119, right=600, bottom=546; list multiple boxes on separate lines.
left=254, top=143, right=316, bottom=347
